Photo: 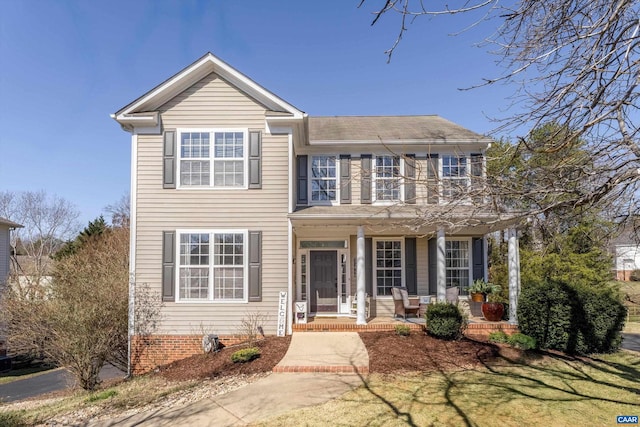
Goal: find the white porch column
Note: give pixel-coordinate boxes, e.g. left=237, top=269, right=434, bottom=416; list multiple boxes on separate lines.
left=437, top=228, right=446, bottom=302
left=507, top=228, right=521, bottom=324
left=356, top=226, right=367, bottom=325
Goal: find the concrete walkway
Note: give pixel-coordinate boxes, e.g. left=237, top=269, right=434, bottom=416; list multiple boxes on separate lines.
left=90, top=332, right=369, bottom=427
left=274, top=332, right=369, bottom=373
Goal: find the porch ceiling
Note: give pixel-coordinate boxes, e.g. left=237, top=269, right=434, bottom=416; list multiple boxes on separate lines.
left=289, top=205, right=524, bottom=236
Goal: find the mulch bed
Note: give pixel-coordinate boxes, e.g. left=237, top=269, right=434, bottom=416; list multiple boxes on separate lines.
left=157, top=336, right=291, bottom=382
left=155, top=331, right=531, bottom=382
left=360, top=331, right=503, bottom=373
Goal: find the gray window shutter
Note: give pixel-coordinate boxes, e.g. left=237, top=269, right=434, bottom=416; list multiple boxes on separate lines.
left=361, top=155, right=372, bottom=204
left=163, top=130, right=176, bottom=189
left=427, top=154, right=439, bottom=204
left=248, top=231, right=262, bottom=302
left=162, top=231, right=176, bottom=302
left=428, top=238, right=437, bottom=295
left=340, top=155, right=351, bottom=204
left=249, top=131, right=262, bottom=189
left=472, top=237, right=485, bottom=281
left=404, top=154, right=416, bottom=204
left=296, top=156, right=308, bottom=205
left=405, top=237, right=417, bottom=294
left=365, top=237, right=372, bottom=295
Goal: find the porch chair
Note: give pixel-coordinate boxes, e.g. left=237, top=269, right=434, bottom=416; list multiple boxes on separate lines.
left=446, top=286, right=460, bottom=305
left=391, top=287, right=420, bottom=319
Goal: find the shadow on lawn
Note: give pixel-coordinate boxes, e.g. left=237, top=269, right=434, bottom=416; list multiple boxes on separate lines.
left=349, top=338, right=639, bottom=427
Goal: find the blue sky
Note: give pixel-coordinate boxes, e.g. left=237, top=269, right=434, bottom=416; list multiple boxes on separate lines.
left=0, top=0, right=516, bottom=227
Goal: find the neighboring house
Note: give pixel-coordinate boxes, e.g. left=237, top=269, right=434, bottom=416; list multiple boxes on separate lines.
left=0, top=217, right=22, bottom=362
left=113, top=53, right=522, bottom=372
left=0, top=217, right=22, bottom=286
left=612, top=226, right=640, bottom=281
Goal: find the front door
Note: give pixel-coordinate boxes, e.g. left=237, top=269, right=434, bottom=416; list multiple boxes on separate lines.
left=309, top=250, right=338, bottom=313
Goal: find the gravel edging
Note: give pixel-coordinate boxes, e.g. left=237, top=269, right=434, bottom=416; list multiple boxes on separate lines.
left=17, top=372, right=271, bottom=426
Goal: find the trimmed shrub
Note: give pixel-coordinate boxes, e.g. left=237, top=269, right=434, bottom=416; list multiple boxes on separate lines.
left=507, top=333, right=537, bottom=350
left=631, top=269, right=640, bottom=282
left=395, top=324, right=411, bottom=336
left=488, top=331, right=509, bottom=344
left=518, top=280, right=626, bottom=354
left=425, top=302, right=466, bottom=340
left=231, top=347, right=261, bottom=363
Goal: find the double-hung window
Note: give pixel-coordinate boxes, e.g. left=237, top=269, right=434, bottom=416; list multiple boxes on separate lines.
left=375, top=239, right=402, bottom=296
left=442, top=155, right=469, bottom=200
left=445, top=240, right=470, bottom=291
left=310, top=155, right=337, bottom=202
left=178, top=230, right=247, bottom=301
left=375, top=156, right=401, bottom=201
left=179, top=130, right=246, bottom=188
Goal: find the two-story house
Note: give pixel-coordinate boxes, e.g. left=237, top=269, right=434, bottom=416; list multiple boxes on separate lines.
left=113, top=53, right=522, bottom=372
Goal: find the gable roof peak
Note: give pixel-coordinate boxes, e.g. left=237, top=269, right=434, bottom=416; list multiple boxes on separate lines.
left=112, top=52, right=304, bottom=129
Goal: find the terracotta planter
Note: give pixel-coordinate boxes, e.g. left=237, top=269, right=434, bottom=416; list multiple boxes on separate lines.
left=481, top=302, right=504, bottom=321
left=470, top=292, right=486, bottom=302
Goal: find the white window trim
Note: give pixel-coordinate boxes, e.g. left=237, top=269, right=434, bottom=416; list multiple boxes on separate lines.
left=372, top=237, right=405, bottom=298
left=440, top=154, right=471, bottom=203
left=308, top=154, right=341, bottom=206
left=176, top=128, right=249, bottom=190
left=372, top=155, right=404, bottom=204
left=175, top=229, right=249, bottom=303
left=445, top=237, right=473, bottom=292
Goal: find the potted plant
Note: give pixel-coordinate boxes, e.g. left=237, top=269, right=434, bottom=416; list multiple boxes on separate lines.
left=466, top=279, right=501, bottom=302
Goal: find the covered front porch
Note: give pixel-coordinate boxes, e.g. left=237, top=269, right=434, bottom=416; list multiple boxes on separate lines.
left=289, top=206, right=522, bottom=330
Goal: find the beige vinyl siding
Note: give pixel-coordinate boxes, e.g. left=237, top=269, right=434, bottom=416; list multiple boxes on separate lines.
left=351, top=157, right=361, bottom=204
left=416, top=237, right=429, bottom=295
left=134, top=72, right=289, bottom=335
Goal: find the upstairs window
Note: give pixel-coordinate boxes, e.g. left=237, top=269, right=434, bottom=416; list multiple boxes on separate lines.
left=442, top=155, right=469, bottom=200
left=375, top=156, right=401, bottom=201
left=310, top=156, right=337, bottom=202
left=178, top=130, right=246, bottom=188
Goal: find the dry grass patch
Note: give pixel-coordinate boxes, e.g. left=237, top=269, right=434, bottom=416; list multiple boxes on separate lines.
left=0, top=375, right=198, bottom=426
left=254, top=352, right=640, bottom=427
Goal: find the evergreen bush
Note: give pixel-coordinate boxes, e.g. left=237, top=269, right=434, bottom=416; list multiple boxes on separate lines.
left=507, top=333, right=537, bottom=350
left=425, top=302, right=466, bottom=340
left=488, top=331, right=509, bottom=343
left=518, top=280, right=626, bottom=354
left=231, top=347, right=261, bottom=363
left=394, top=324, right=411, bottom=336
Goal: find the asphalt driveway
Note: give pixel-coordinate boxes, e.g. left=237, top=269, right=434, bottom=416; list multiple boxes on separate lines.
left=0, top=364, right=125, bottom=403
left=621, top=333, right=640, bottom=353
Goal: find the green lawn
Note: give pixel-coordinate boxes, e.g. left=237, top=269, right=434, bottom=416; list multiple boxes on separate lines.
left=255, top=352, right=640, bottom=427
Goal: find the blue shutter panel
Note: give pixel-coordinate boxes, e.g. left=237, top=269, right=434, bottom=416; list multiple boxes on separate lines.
left=405, top=154, right=416, bottom=204
left=405, top=237, right=417, bottom=294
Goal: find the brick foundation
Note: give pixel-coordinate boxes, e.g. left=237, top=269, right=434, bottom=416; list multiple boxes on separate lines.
left=131, top=334, right=246, bottom=374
